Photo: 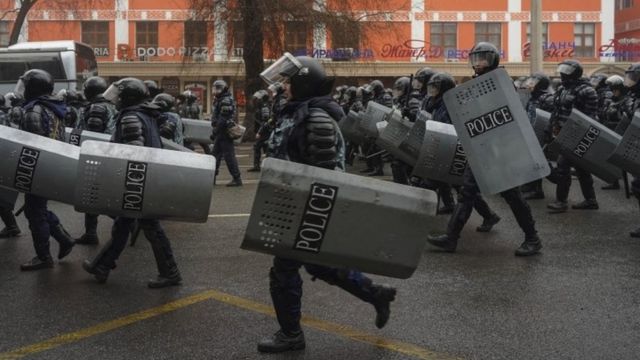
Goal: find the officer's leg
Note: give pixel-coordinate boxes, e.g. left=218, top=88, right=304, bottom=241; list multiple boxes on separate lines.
left=0, top=203, right=20, bottom=238
left=501, top=188, right=541, bottom=256
left=212, top=139, right=223, bottom=183
left=437, top=182, right=455, bottom=214
left=572, top=166, right=598, bottom=209
left=390, top=158, right=408, bottom=184
left=20, top=194, right=54, bottom=270
left=473, top=195, right=501, bottom=232
left=141, top=219, right=182, bottom=288
left=630, top=177, right=640, bottom=238
left=76, top=213, right=99, bottom=245
left=304, top=264, right=396, bottom=329
left=258, top=257, right=306, bottom=353
left=46, top=210, right=75, bottom=259
left=223, top=140, right=242, bottom=185
left=83, top=217, right=134, bottom=283
left=548, top=154, right=571, bottom=212
left=250, top=140, right=262, bottom=171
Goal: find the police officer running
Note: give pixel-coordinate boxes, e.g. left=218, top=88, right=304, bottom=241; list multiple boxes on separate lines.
left=211, top=79, right=242, bottom=187
left=16, top=69, right=76, bottom=270
left=257, top=53, right=397, bottom=353
left=83, top=78, right=182, bottom=288
left=427, top=42, right=542, bottom=256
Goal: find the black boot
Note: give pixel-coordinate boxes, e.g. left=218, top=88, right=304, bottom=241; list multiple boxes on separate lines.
left=247, top=166, right=260, bottom=172
left=630, top=228, right=640, bottom=238
left=476, top=214, right=501, bottom=232
left=547, top=201, right=568, bottom=213
left=20, top=256, right=54, bottom=271
left=75, top=233, right=99, bottom=245
left=572, top=199, right=599, bottom=210
left=371, top=285, right=397, bottom=328
left=427, top=234, right=458, bottom=252
left=147, top=228, right=182, bottom=289
left=0, top=225, right=21, bottom=238
left=0, top=208, right=20, bottom=238
left=257, top=330, right=306, bottom=353
left=148, top=264, right=182, bottom=289
left=51, top=224, right=75, bottom=259
left=82, top=259, right=110, bottom=283
left=515, top=234, right=542, bottom=256
left=226, top=178, right=243, bottom=187
left=437, top=186, right=455, bottom=215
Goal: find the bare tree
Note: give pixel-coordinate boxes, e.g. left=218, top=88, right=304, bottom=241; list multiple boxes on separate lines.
left=5, top=0, right=38, bottom=45
left=189, top=0, right=409, bottom=131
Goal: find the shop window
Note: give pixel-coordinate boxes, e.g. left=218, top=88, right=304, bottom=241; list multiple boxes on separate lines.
left=82, top=21, right=110, bottom=57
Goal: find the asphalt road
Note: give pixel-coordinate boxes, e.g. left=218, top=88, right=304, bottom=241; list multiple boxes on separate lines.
left=1, top=144, right=639, bottom=360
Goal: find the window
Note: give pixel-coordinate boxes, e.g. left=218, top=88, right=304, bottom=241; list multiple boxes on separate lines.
left=0, top=21, right=9, bottom=47
left=284, top=22, right=307, bottom=55
left=616, top=0, right=634, bottom=9
left=574, top=23, right=595, bottom=58
left=430, top=22, right=457, bottom=58
left=231, top=20, right=244, bottom=57
left=526, top=22, right=548, bottom=44
left=475, top=23, right=501, bottom=51
left=184, top=21, right=208, bottom=49
left=331, top=21, right=360, bottom=49
left=82, top=22, right=109, bottom=57
left=136, top=21, right=158, bottom=56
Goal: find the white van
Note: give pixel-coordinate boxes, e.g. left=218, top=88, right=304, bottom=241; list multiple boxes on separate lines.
left=0, top=40, right=98, bottom=95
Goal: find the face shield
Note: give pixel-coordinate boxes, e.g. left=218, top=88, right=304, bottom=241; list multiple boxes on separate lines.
left=412, top=79, right=423, bottom=90
left=392, top=88, right=404, bottom=99
left=590, top=77, right=602, bottom=88
left=557, top=63, right=576, bottom=76
left=524, top=77, right=539, bottom=90
left=260, top=52, right=303, bottom=85
left=14, top=79, right=25, bottom=98
left=625, top=72, right=640, bottom=87
left=470, top=52, right=497, bottom=72
left=427, top=84, right=439, bottom=97
left=102, top=84, right=122, bottom=107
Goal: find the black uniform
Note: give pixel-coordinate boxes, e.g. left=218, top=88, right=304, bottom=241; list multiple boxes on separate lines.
left=619, top=64, right=640, bottom=237
left=249, top=91, right=272, bottom=171
left=211, top=81, right=242, bottom=186
left=0, top=95, right=20, bottom=239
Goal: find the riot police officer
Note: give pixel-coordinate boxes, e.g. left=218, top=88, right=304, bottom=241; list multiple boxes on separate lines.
left=265, top=82, right=287, bottom=157
left=83, top=77, right=182, bottom=287
left=602, top=75, right=627, bottom=132
left=257, top=53, right=397, bottom=353
left=144, top=80, right=163, bottom=99
left=0, top=94, right=20, bottom=239
left=590, top=73, right=613, bottom=122
left=369, top=79, right=392, bottom=108
left=153, top=93, right=184, bottom=146
left=427, top=42, right=542, bottom=256
left=16, top=69, right=76, bottom=270
left=211, top=79, right=242, bottom=186
left=179, top=90, right=201, bottom=119
left=388, top=76, right=412, bottom=184
left=341, top=86, right=358, bottom=115
left=619, top=64, right=640, bottom=237
left=363, top=80, right=390, bottom=176
left=75, top=76, right=118, bottom=245
left=547, top=60, right=599, bottom=212
left=6, top=92, right=25, bottom=127
left=58, top=89, right=86, bottom=128
left=521, top=72, right=554, bottom=200
left=248, top=90, right=271, bottom=172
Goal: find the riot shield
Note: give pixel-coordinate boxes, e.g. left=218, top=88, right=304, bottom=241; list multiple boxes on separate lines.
left=376, top=110, right=413, bottom=149
left=182, top=118, right=213, bottom=144
left=534, top=109, right=550, bottom=146
left=412, top=121, right=467, bottom=186
left=161, top=138, right=194, bottom=152
left=75, top=141, right=215, bottom=222
left=0, top=126, right=79, bottom=204
left=416, top=110, right=432, bottom=122
left=397, top=116, right=427, bottom=167
left=241, top=158, right=438, bottom=279
left=549, top=109, right=622, bottom=183
left=357, top=102, right=392, bottom=139
left=608, top=110, right=640, bottom=177
left=64, top=127, right=112, bottom=146
left=517, top=89, right=531, bottom=109
left=340, top=111, right=366, bottom=144
left=443, top=68, right=550, bottom=195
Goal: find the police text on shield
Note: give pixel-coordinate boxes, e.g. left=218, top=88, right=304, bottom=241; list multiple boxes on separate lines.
left=14, top=147, right=40, bottom=192
left=122, top=161, right=147, bottom=212
left=573, top=126, right=600, bottom=158
left=293, top=183, right=339, bottom=253
left=465, top=106, right=514, bottom=138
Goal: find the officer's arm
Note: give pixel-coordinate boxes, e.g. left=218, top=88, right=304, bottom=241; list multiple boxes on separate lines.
left=23, top=105, right=46, bottom=136
left=158, top=116, right=177, bottom=140
left=86, top=103, right=109, bottom=133
left=119, top=114, right=145, bottom=146
left=304, top=110, right=338, bottom=170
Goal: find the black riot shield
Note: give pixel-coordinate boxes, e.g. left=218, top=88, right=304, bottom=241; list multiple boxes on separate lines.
left=0, top=126, right=79, bottom=204
left=412, top=121, right=467, bottom=186
left=182, top=118, right=213, bottom=144
left=443, top=68, right=550, bottom=195
left=549, top=109, right=622, bottom=183
left=64, top=127, right=112, bottom=146
left=74, top=141, right=215, bottom=222
left=608, top=110, right=640, bottom=177
left=241, top=158, right=438, bottom=279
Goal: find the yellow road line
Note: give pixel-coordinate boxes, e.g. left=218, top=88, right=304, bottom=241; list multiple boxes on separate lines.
left=0, top=289, right=459, bottom=360
left=207, top=213, right=251, bottom=218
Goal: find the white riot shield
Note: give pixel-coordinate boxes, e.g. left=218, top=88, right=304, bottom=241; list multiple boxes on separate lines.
left=534, top=109, right=550, bottom=146
left=396, top=117, right=427, bottom=167
left=0, top=126, right=79, bottom=204
left=75, top=141, right=215, bottom=222
left=443, top=68, right=550, bottom=195
left=549, top=109, right=622, bottom=183
left=517, top=89, right=531, bottom=109
left=417, top=110, right=432, bottom=122
left=357, top=102, right=392, bottom=138
left=241, top=158, right=438, bottom=279
left=161, top=138, right=194, bottom=152
left=64, top=127, right=112, bottom=146
left=412, top=121, right=467, bottom=186
left=608, top=110, right=640, bottom=177
left=182, top=118, right=213, bottom=144
left=340, top=111, right=366, bottom=144
left=376, top=110, right=412, bottom=149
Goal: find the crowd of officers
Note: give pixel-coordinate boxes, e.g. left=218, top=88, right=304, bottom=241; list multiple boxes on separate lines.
left=2, top=41, right=640, bottom=354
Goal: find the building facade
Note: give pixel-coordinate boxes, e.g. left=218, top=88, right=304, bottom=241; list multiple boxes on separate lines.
left=0, top=0, right=628, bottom=112
left=614, top=0, right=640, bottom=62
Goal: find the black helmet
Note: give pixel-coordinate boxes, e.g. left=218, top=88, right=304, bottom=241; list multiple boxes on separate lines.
left=526, top=72, right=551, bottom=93
left=103, top=77, right=149, bottom=109
left=369, top=80, right=385, bottom=97
left=624, top=63, right=640, bottom=89
left=213, top=79, right=228, bottom=96
left=144, top=80, right=162, bottom=98
left=83, top=76, right=108, bottom=101
left=16, top=69, right=54, bottom=101
left=152, top=93, right=176, bottom=112
left=392, top=77, right=410, bottom=98
left=426, top=72, right=456, bottom=98
left=344, top=86, right=357, bottom=102
left=0, top=94, right=5, bottom=108
left=590, top=73, right=608, bottom=89
left=469, top=42, right=500, bottom=76
left=414, top=67, right=435, bottom=90
left=557, top=60, right=584, bottom=83
left=260, top=53, right=333, bottom=100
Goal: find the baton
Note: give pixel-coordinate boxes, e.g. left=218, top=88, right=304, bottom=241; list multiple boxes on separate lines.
left=14, top=204, right=24, bottom=217
left=365, top=149, right=387, bottom=159
left=623, top=171, right=631, bottom=199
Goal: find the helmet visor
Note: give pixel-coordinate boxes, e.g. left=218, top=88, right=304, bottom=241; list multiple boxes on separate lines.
left=590, top=77, right=602, bottom=88
left=14, top=79, right=25, bottom=98
left=411, top=79, right=423, bottom=90
left=557, top=63, right=576, bottom=76
left=427, top=84, right=439, bottom=97
left=102, top=84, right=121, bottom=107
left=624, top=72, right=640, bottom=87
left=524, top=77, right=539, bottom=90
left=470, top=52, right=497, bottom=70
left=392, top=89, right=403, bottom=98
left=260, top=53, right=303, bottom=85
